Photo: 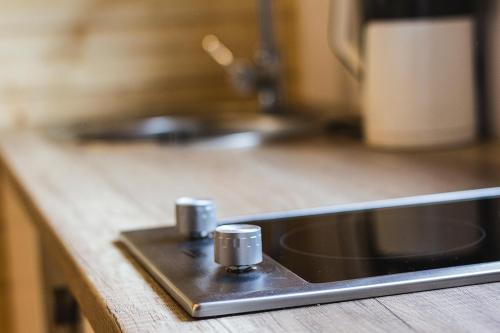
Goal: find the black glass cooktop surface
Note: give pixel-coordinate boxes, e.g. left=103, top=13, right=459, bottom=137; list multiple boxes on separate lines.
left=253, top=197, right=500, bottom=283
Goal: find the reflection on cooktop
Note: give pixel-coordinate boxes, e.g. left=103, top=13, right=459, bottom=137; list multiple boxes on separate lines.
left=254, top=197, right=500, bottom=283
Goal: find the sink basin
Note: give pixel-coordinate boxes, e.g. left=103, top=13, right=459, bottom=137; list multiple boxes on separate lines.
left=52, top=112, right=330, bottom=148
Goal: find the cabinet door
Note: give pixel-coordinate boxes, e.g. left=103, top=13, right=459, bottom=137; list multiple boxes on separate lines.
left=3, top=176, right=47, bottom=333
left=2, top=177, right=95, bottom=333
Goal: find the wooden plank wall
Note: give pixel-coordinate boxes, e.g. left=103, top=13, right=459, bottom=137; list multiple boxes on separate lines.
left=0, top=0, right=283, bottom=128
left=0, top=0, right=357, bottom=129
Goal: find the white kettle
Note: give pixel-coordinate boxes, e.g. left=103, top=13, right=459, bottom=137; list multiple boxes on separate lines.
left=329, top=0, right=478, bottom=149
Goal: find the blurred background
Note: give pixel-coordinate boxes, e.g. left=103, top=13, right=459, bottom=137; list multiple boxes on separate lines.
left=0, top=0, right=497, bottom=147
left=0, top=0, right=357, bottom=129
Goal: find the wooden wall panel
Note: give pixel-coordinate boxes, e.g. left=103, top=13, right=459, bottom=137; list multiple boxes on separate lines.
left=0, top=1, right=262, bottom=128
left=0, top=0, right=356, bottom=129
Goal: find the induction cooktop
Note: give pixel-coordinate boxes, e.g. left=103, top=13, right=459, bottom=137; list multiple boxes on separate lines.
left=120, top=188, right=500, bottom=317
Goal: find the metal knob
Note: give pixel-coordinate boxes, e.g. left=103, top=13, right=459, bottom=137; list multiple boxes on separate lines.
left=175, top=197, right=217, bottom=239
left=214, top=224, right=263, bottom=273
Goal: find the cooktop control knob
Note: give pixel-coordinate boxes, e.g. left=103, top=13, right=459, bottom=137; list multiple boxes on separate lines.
left=176, top=197, right=217, bottom=239
left=214, top=224, right=263, bottom=273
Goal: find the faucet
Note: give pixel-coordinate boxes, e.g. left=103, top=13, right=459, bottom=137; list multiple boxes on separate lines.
left=202, top=0, right=283, bottom=114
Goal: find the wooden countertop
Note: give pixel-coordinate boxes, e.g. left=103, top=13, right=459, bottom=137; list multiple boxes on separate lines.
left=2, top=131, right=500, bottom=332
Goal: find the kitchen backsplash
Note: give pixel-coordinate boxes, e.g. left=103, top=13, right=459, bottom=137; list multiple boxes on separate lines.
left=0, top=0, right=357, bottom=129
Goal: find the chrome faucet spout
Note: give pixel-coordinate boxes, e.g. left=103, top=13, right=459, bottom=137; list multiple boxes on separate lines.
left=202, top=0, right=283, bottom=114
left=257, top=0, right=277, bottom=56
left=255, top=0, right=283, bottom=114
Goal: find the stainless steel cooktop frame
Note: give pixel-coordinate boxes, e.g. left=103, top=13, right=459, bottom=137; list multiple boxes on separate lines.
left=120, top=187, right=500, bottom=318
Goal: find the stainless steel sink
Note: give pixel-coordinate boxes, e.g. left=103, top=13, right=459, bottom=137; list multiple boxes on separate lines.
left=51, top=111, right=333, bottom=149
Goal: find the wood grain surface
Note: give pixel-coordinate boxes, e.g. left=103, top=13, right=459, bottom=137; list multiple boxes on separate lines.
left=3, top=175, right=48, bottom=333
left=0, top=0, right=294, bottom=128
left=1, top=131, right=500, bottom=332
left=0, top=0, right=359, bottom=130
left=0, top=190, right=9, bottom=333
